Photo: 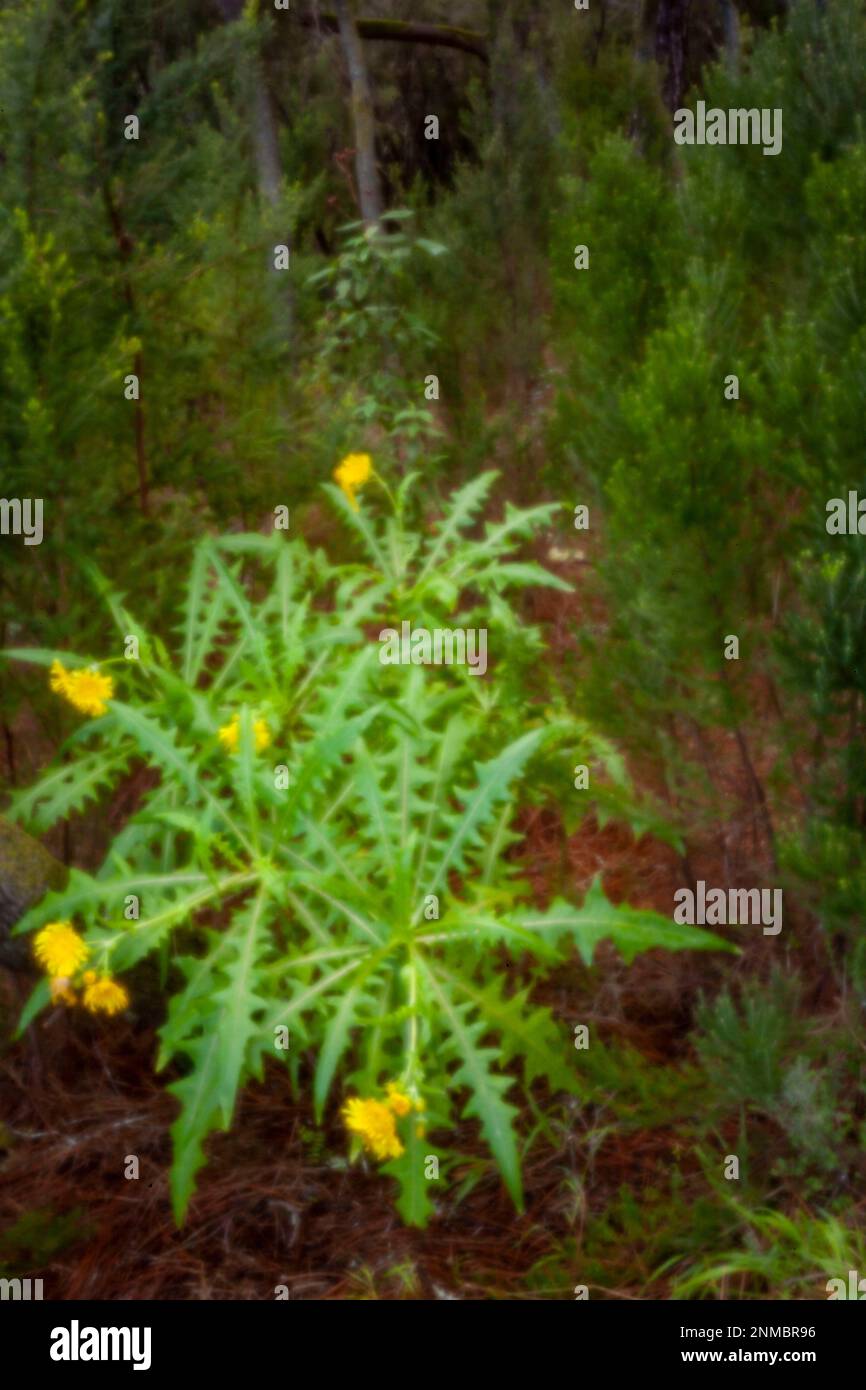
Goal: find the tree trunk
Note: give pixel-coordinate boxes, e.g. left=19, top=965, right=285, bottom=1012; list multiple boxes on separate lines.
left=720, top=0, right=740, bottom=71
left=639, top=0, right=693, bottom=111
left=250, top=64, right=294, bottom=341
left=655, top=0, right=692, bottom=111
left=215, top=0, right=293, bottom=340
left=333, top=0, right=383, bottom=227
left=252, top=77, right=282, bottom=207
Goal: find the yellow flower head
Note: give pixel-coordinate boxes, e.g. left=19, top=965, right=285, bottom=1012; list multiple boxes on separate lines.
left=217, top=713, right=272, bottom=754
left=49, top=659, right=68, bottom=695
left=333, top=452, right=372, bottom=512
left=341, top=1096, right=404, bottom=1161
left=34, top=921, right=89, bottom=977
left=49, top=978, right=77, bottom=1007
left=385, top=1081, right=412, bottom=1117
left=50, top=660, right=114, bottom=717
left=82, top=973, right=129, bottom=1016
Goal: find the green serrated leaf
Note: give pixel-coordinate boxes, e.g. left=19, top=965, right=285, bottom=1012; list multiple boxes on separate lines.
left=514, top=877, right=737, bottom=966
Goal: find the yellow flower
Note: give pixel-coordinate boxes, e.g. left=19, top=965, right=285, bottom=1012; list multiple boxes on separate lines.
left=386, top=1081, right=412, bottom=1117
left=341, top=1096, right=404, bottom=1161
left=34, top=921, right=89, bottom=977
left=217, top=713, right=271, bottom=754
left=82, top=973, right=129, bottom=1016
left=49, top=978, right=77, bottom=1007
left=49, top=660, right=70, bottom=697
left=50, top=660, right=114, bottom=717
left=333, top=452, right=372, bottom=512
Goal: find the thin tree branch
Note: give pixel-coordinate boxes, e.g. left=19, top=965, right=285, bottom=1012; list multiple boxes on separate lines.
left=299, top=13, right=488, bottom=64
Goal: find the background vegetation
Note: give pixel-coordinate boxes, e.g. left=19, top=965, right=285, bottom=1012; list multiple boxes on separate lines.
left=0, top=0, right=864, bottom=1299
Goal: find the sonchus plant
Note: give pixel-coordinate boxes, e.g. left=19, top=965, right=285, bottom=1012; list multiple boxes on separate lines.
left=326, top=464, right=577, bottom=728
left=265, top=670, right=732, bottom=1225
left=4, top=473, right=733, bottom=1225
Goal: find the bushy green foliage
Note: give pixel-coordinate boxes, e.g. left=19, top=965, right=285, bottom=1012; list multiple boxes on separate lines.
left=695, top=972, right=858, bottom=1190
left=303, top=213, right=445, bottom=471
left=551, top=0, right=866, bottom=893
left=695, top=972, right=799, bottom=1113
